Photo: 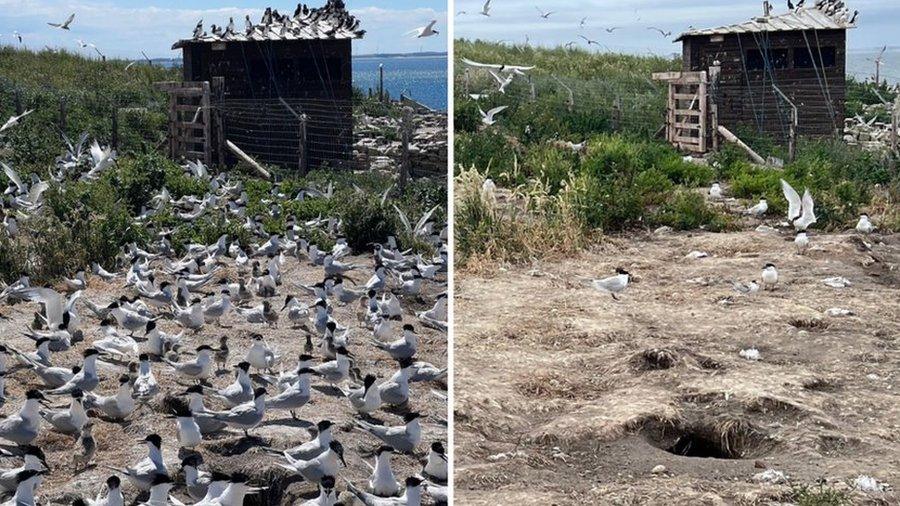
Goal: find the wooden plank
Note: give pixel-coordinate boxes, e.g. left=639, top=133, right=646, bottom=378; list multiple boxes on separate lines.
left=699, top=71, right=708, bottom=153
left=674, top=123, right=701, bottom=130
left=675, top=110, right=702, bottom=117
left=674, top=93, right=699, bottom=101
left=675, top=135, right=701, bottom=144
left=202, top=81, right=211, bottom=166
left=667, top=83, right=675, bottom=144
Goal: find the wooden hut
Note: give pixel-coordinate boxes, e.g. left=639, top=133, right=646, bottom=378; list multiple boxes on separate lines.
left=674, top=0, right=856, bottom=139
left=167, top=0, right=364, bottom=171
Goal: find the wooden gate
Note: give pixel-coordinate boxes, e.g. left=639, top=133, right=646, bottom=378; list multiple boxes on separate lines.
left=653, top=71, right=712, bottom=154
left=156, top=81, right=212, bottom=165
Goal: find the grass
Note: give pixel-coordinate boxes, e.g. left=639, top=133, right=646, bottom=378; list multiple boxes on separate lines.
left=791, top=484, right=850, bottom=506
left=454, top=41, right=899, bottom=268
left=0, top=47, right=446, bottom=283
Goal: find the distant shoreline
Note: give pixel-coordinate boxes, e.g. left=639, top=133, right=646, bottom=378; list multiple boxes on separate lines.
left=148, top=51, right=447, bottom=66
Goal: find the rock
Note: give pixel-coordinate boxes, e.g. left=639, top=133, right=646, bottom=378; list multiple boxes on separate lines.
left=822, top=277, right=852, bottom=288
left=854, top=475, right=887, bottom=493
left=651, top=464, right=666, bottom=474
left=654, top=226, right=673, bottom=235
left=739, top=348, right=761, bottom=361
left=752, top=469, right=788, bottom=484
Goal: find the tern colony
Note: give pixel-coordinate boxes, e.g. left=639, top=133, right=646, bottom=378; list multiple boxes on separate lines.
left=0, top=121, right=448, bottom=505
left=591, top=176, right=881, bottom=301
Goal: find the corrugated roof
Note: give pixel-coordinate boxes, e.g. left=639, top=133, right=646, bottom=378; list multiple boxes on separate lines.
left=676, top=3, right=857, bottom=41
left=172, top=0, right=364, bottom=49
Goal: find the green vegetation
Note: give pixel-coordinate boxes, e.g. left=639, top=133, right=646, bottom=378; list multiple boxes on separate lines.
left=0, top=48, right=446, bottom=283
left=790, top=484, right=850, bottom=506
left=0, top=47, right=178, bottom=171
left=454, top=41, right=899, bottom=268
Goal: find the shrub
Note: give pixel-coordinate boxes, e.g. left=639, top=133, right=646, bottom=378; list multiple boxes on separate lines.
left=338, top=195, right=397, bottom=252
left=653, top=191, right=730, bottom=231
left=524, top=144, right=578, bottom=192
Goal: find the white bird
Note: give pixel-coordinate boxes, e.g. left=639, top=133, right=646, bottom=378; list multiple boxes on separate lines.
left=102, top=434, right=167, bottom=491
left=339, top=374, right=381, bottom=414
left=781, top=179, right=816, bottom=231
left=761, top=263, right=779, bottom=290
left=460, top=58, right=535, bottom=76
left=795, top=231, right=809, bottom=255
left=279, top=440, right=347, bottom=484
left=709, top=182, right=723, bottom=199
left=356, top=412, right=422, bottom=453
left=299, top=475, right=338, bottom=506
left=732, top=280, right=760, bottom=295
left=366, top=446, right=401, bottom=496
left=479, top=106, right=508, bottom=126
left=346, top=476, right=424, bottom=506
left=423, top=442, right=448, bottom=482
left=535, top=7, right=555, bottom=18
left=592, top=268, right=630, bottom=300
left=856, top=214, right=875, bottom=234
left=746, top=198, right=768, bottom=217
left=489, top=70, right=515, bottom=93
left=48, top=13, right=75, bottom=30
left=480, top=0, right=492, bottom=16
left=0, top=111, right=34, bottom=134
left=409, top=20, right=438, bottom=38
left=163, top=345, right=214, bottom=382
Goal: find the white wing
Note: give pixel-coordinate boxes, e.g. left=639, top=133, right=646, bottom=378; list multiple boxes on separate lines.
left=486, top=106, right=508, bottom=118
left=799, top=189, right=816, bottom=228
left=393, top=204, right=412, bottom=233
left=2, top=162, right=25, bottom=192
left=780, top=179, right=801, bottom=221
left=26, top=181, right=49, bottom=205
left=20, top=287, right=64, bottom=326
left=414, top=205, right=440, bottom=235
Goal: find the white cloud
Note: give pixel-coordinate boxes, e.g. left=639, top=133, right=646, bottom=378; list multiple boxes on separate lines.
left=0, top=0, right=447, bottom=57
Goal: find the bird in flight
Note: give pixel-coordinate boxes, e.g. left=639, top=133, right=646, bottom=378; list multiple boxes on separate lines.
left=579, top=35, right=600, bottom=46
left=481, top=0, right=492, bottom=16
left=409, top=20, right=439, bottom=38
left=48, top=13, right=75, bottom=30
left=535, top=7, right=555, bottom=19
left=605, top=27, right=622, bottom=33
left=580, top=17, right=588, bottom=29
left=647, top=27, right=672, bottom=38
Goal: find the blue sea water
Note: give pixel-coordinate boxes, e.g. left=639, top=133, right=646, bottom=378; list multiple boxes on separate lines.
left=155, top=53, right=448, bottom=111
left=353, top=54, right=447, bottom=111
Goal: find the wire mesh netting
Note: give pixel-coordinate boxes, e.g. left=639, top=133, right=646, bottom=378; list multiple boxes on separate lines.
left=216, top=98, right=354, bottom=169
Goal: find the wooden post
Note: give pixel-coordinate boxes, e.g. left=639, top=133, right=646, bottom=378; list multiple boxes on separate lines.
left=58, top=97, right=67, bottom=132
left=612, top=97, right=622, bottom=131
left=773, top=84, right=798, bottom=162
left=111, top=108, right=119, bottom=150
left=167, top=91, right=176, bottom=159
left=299, top=113, right=309, bottom=175
left=399, top=107, right=412, bottom=189
left=709, top=63, right=721, bottom=152
left=891, top=97, right=899, bottom=156
left=718, top=126, right=767, bottom=165
left=698, top=72, right=708, bottom=153
left=378, top=64, right=384, bottom=103
left=666, top=83, right=675, bottom=144
left=212, top=77, right=225, bottom=168
left=201, top=81, right=211, bottom=167
left=13, top=90, right=23, bottom=115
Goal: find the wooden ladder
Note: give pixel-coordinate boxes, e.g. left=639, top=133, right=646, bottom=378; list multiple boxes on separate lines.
left=155, top=81, right=212, bottom=166
left=652, top=71, right=710, bottom=154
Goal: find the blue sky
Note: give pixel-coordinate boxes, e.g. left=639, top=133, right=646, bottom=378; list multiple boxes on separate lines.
left=456, top=0, right=900, bottom=54
left=0, top=0, right=447, bottom=58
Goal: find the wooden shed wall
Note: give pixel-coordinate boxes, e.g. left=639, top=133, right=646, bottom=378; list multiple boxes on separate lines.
left=180, top=40, right=354, bottom=169
left=682, top=30, right=846, bottom=138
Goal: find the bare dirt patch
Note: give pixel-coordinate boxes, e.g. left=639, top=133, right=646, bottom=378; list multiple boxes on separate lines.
left=455, top=229, right=900, bottom=505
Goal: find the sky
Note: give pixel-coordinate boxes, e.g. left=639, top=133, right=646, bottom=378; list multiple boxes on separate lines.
left=0, top=0, right=447, bottom=58
left=455, top=0, right=900, bottom=57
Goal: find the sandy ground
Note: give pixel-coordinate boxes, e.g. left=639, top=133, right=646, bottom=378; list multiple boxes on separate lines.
left=0, top=252, right=447, bottom=505
left=454, top=226, right=899, bottom=505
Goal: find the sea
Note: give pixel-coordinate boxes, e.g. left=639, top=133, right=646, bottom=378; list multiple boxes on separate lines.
left=154, top=52, right=448, bottom=111
left=847, top=47, right=900, bottom=85
left=353, top=54, right=447, bottom=111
